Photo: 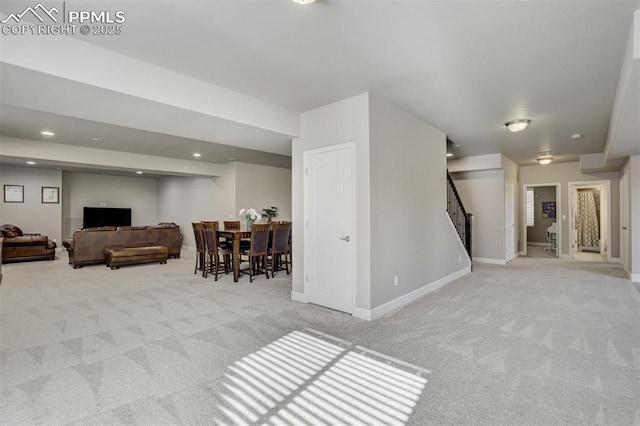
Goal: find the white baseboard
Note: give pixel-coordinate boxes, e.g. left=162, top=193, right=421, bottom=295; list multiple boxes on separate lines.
left=352, top=266, right=471, bottom=321
left=631, top=272, right=640, bottom=283
left=291, top=291, right=308, bottom=303
left=473, top=257, right=506, bottom=265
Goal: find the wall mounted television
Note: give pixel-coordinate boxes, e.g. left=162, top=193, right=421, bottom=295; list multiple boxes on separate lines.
left=83, top=207, right=132, bottom=228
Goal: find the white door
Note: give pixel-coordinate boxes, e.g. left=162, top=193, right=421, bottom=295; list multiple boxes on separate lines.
left=304, top=144, right=354, bottom=314
left=505, top=180, right=515, bottom=262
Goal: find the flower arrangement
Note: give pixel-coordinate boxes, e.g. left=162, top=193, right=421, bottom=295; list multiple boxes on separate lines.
left=239, top=208, right=262, bottom=230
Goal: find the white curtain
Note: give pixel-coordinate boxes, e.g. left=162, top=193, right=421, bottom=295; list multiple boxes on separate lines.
left=577, top=190, right=599, bottom=248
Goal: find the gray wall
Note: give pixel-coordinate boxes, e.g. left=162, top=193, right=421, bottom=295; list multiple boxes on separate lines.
left=293, top=92, right=372, bottom=307
left=452, top=169, right=505, bottom=261
left=520, top=162, right=620, bottom=258
left=235, top=162, right=292, bottom=221
left=369, top=96, right=470, bottom=308
left=527, top=186, right=557, bottom=244
left=157, top=161, right=291, bottom=249
left=0, top=165, right=63, bottom=245
left=62, top=172, right=158, bottom=239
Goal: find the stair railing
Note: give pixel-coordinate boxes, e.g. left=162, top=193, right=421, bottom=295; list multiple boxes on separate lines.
left=446, top=170, right=472, bottom=263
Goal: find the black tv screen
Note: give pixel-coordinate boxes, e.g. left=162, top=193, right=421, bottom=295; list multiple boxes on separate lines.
left=83, top=207, right=132, bottom=228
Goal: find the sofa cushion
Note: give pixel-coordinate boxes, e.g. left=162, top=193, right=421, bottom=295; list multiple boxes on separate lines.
left=0, top=224, right=23, bottom=237
left=2, top=235, right=49, bottom=246
left=117, top=226, right=148, bottom=231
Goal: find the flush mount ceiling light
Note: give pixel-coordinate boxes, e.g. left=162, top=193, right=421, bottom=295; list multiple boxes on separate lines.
left=136, top=171, right=143, bottom=175
left=193, top=153, right=202, bottom=158
left=537, top=157, right=553, bottom=165
left=505, top=119, right=531, bottom=132
left=40, top=131, right=55, bottom=136
left=570, top=133, right=583, bottom=140
left=26, top=161, right=36, bottom=165
left=446, top=153, right=454, bottom=158
left=292, top=0, right=315, bottom=3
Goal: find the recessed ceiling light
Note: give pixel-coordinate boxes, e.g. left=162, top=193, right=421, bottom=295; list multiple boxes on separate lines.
left=505, top=119, right=531, bottom=132
left=570, top=133, right=582, bottom=140
left=446, top=153, right=454, bottom=157
left=40, top=131, right=55, bottom=136
left=193, top=153, right=202, bottom=158
left=26, top=161, right=36, bottom=165
left=292, top=0, right=315, bottom=4
left=136, top=171, right=143, bottom=175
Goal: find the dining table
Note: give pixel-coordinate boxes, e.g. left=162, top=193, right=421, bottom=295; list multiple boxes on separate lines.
left=216, top=229, right=250, bottom=282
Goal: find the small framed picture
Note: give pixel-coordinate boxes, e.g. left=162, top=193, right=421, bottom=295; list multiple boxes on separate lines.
left=42, top=186, right=59, bottom=204
left=4, top=185, right=24, bottom=203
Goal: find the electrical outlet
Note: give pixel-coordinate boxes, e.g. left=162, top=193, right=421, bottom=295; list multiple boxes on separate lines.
left=394, top=275, right=399, bottom=287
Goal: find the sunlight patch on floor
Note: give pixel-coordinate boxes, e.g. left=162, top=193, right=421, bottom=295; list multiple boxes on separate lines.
left=213, top=329, right=428, bottom=425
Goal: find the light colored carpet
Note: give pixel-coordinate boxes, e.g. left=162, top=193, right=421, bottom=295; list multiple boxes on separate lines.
left=1, top=252, right=639, bottom=425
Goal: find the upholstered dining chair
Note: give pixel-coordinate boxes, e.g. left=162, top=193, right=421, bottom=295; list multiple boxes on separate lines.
left=202, top=221, right=231, bottom=281
left=191, top=222, right=206, bottom=276
left=239, top=223, right=271, bottom=282
left=269, top=221, right=291, bottom=277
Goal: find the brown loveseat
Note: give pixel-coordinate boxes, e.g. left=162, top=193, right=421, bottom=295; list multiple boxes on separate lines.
left=0, top=224, right=57, bottom=263
left=63, top=223, right=182, bottom=268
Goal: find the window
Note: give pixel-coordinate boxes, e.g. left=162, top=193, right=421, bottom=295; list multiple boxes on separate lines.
left=526, top=188, right=534, bottom=226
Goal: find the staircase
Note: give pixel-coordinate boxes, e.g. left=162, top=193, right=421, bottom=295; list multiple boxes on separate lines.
left=446, top=170, right=472, bottom=264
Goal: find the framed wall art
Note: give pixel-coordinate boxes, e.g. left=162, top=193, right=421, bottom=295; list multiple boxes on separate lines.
left=4, top=185, right=24, bottom=203
left=542, top=201, right=556, bottom=218
left=42, top=186, right=60, bottom=204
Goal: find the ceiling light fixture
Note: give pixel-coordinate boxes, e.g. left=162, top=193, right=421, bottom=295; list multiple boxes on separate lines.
left=92, top=137, right=99, bottom=141
left=26, top=161, right=36, bottom=165
left=292, top=0, right=315, bottom=4
left=136, top=171, right=143, bottom=175
left=537, top=157, right=552, bottom=165
left=41, top=131, right=55, bottom=136
left=193, top=153, right=202, bottom=158
left=446, top=153, right=454, bottom=157
left=505, top=119, right=531, bottom=132
left=570, top=133, right=583, bottom=140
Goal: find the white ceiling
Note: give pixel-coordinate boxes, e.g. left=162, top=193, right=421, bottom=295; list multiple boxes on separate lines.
left=1, top=0, right=639, bottom=172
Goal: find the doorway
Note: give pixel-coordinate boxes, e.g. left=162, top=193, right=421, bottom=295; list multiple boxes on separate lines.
left=303, top=143, right=355, bottom=314
left=569, top=181, right=610, bottom=262
left=522, top=183, right=560, bottom=258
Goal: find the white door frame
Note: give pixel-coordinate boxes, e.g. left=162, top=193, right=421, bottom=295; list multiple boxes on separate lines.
left=620, top=164, right=630, bottom=273
left=521, top=183, right=561, bottom=257
left=303, top=142, right=356, bottom=314
left=568, top=180, right=611, bottom=262
left=505, top=180, right=515, bottom=263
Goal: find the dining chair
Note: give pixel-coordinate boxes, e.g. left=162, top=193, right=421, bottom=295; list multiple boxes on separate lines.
left=240, top=223, right=271, bottom=282
left=202, top=221, right=231, bottom=281
left=191, top=222, right=206, bottom=276
left=223, top=221, right=240, bottom=230
left=269, top=221, right=291, bottom=276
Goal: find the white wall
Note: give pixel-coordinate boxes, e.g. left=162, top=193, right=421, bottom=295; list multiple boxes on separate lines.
left=62, top=172, right=158, bottom=238
left=0, top=165, right=63, bottom=245
left=293, top=93, right=371, bottom=307
left=369, top=96, right=470, bottom=308
left=452, top=169, right=506, bottom=261
left=235, top=162, right=292, bottom=221
left=520, top=162, right=620, bottom=258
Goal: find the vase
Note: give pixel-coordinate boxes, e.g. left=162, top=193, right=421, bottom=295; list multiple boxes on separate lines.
left=246, top=220, right=252, bottom=231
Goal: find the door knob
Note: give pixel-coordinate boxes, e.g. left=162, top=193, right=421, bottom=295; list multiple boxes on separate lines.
left=338, top=236, right=350, bottom=242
